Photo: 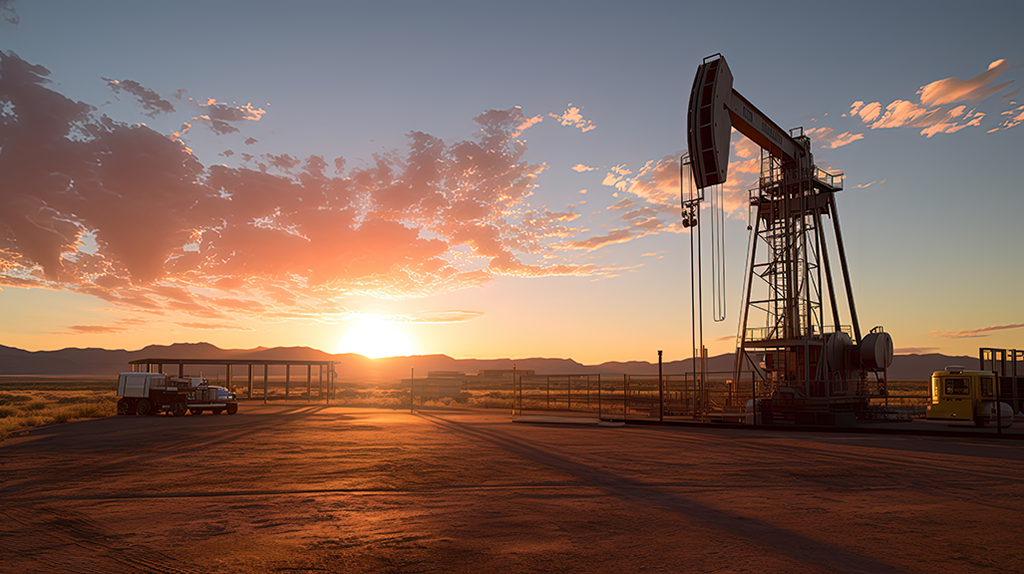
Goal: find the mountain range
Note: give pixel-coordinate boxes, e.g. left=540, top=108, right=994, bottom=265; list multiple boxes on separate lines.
left=0, top=342, right=981, bottom=381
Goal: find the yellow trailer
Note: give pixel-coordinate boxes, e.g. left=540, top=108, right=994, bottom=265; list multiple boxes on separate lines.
left=926, top=367, right=1012, bottom=427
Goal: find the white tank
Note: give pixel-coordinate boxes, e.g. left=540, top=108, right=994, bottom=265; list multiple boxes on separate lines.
left=860, top=331, right=893, bottom=370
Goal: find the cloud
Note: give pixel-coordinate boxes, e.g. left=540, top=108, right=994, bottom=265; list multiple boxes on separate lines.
left=177, top=321, right=252, bottom=330
left=571, top=163, right=597, bottom=172
left=852, top=179, right=886, bottom=189
left=401, top=310, right=484, bottom=323
left=0, top=0, right=17, bottom=25
left=194, top=98, right=266, bottom=135
left=988, top=104, right=1024, bottom=133
left=0, top=52, right=602, bottom=324
left=805, top=126, right=864, bottom=149
left=917, top=59, right=1012, bottom=106
left=63, top=317, right=147, bottom=335
left=104, top=78, right=175, bottom=117
left=931, top=323, right=1024, bottom=339
left=848, top=59, right=1016, bottom=137
left=549, top=104, right=595, bottom=133
left=895, top=347, right=939, bottom=354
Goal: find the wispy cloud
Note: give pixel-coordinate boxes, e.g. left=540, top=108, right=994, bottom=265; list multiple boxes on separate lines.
left=895, top=347, right=939, bottom=354
left=931, top=323, right=1024, bottom=339
left=852, top=179, right=886, bottom=189
left=63, top=317, right=147, bottom=335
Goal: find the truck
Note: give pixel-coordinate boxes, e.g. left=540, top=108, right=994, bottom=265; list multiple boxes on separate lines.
left=116, top=372, right=238, bottom=417
left=925, top=366, right=1012, bottom=427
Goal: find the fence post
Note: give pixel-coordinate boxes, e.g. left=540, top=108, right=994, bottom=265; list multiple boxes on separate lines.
left=658, top=350, right=664, bottom=422
left=623, top=374, right=628, bottom=421
left=546, top=375, right=550, bottom=410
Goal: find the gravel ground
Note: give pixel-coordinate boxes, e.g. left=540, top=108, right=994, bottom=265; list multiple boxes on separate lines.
left=1, top=404, right=1022, bottom=573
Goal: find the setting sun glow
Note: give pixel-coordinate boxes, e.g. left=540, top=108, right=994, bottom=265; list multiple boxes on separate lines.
left=336, top=316, right=417, bottom=359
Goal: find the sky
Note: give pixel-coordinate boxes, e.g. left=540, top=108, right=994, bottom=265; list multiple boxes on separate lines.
left=1, top=0, right=1022, bottom=363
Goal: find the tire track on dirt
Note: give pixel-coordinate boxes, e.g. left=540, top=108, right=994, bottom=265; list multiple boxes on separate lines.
left=1, top=507, right=204, bottom=574
left=606, top=426, right=1024, bottom=483
left=417, top=411, right=911, bottom=574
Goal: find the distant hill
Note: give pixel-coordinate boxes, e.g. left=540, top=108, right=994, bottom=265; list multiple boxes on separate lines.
left=0, top=343, right=981, bottom=381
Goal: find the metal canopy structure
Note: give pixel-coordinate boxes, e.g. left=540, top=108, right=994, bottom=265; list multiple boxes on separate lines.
left=128, top=358, right=336, bottom=405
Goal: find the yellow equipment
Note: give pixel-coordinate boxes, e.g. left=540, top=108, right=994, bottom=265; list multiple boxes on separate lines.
left=926, top=367, right=1012, bottom=427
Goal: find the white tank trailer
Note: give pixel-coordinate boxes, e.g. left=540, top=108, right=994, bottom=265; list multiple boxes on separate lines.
left=116, top=372, right=238, bottom=417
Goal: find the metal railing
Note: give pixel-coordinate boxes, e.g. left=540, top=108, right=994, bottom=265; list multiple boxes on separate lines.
left=512, top=372, right=760, bottom=421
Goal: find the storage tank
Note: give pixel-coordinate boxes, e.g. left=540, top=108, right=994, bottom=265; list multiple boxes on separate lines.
left=860, top=331, right=894, bottom=370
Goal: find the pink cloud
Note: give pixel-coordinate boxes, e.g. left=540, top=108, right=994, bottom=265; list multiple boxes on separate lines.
left=917, top=59, right=1012, bottom=106
left=549, top=104, right=595, bottom=133
left=849, top=59, right=1017, bottom=137
left=806, top=126, right=864, bottom=149
left=988, top=104, right=1024, bottom=133
left=0, top=52, right=597, bottom=323
left=571, top=163, right=597, bottom=172
left=931, top=323, right=1024, bottom=339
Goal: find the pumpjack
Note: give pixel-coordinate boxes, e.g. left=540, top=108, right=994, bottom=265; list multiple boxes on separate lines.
left=685, top=54, right=892, bottom=421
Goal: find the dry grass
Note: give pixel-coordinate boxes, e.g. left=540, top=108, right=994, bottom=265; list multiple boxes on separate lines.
left=0, top=389, right=117, bottom=441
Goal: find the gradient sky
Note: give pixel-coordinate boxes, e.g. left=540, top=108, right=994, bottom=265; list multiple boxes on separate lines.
left=1, top=0, right=1022, bottom=363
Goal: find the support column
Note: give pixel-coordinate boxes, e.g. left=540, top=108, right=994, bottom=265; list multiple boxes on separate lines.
left=263, top=364, right=268, bottom=405
left=327, top=362, right=333, bottom=405
left=306, top=364, right=312, bottom=403
left=248, top=364, right=253, bottom=399
left=286, top=365, right=290, bottom=399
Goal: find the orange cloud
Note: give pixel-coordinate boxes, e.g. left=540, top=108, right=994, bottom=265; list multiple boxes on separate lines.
left=806, top=126, right=864, bottom=149
left=0, top=52, right=597, bottom=324
left=549, top=104, right=595, bottom=133
left=849, top=59, right=1016, bottom=137
left=571, top=163, right=597, bottom=172
left=988, top=104, right=1024, bottom=133
left=931, top=323, right=1024, bottom=339
left=918, top=59, right=1012, bottom=106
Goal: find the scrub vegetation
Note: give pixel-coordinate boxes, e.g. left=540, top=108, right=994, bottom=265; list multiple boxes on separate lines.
left=0, top=381, right=117, bottom=441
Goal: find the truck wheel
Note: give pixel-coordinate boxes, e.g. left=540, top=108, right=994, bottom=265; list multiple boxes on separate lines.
left=191, top=409, right=203, bottom=415
left=171, top=402, right=187, bottom=417
left=117, top=399, right=131, bottom=416
left=135, top=399, right=152, bottom=416
left=226, top=404, right=238, bottom=415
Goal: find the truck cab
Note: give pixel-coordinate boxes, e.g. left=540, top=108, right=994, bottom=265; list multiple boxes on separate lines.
left=926, top=367, right=1012, bottom=427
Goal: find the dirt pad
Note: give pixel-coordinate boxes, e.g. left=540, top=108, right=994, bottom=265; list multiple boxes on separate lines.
left=2, top=405, right=1023, bottom=573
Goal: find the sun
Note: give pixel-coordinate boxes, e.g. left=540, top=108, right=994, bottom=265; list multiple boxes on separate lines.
left=335, top=316, right=418, bottom=359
